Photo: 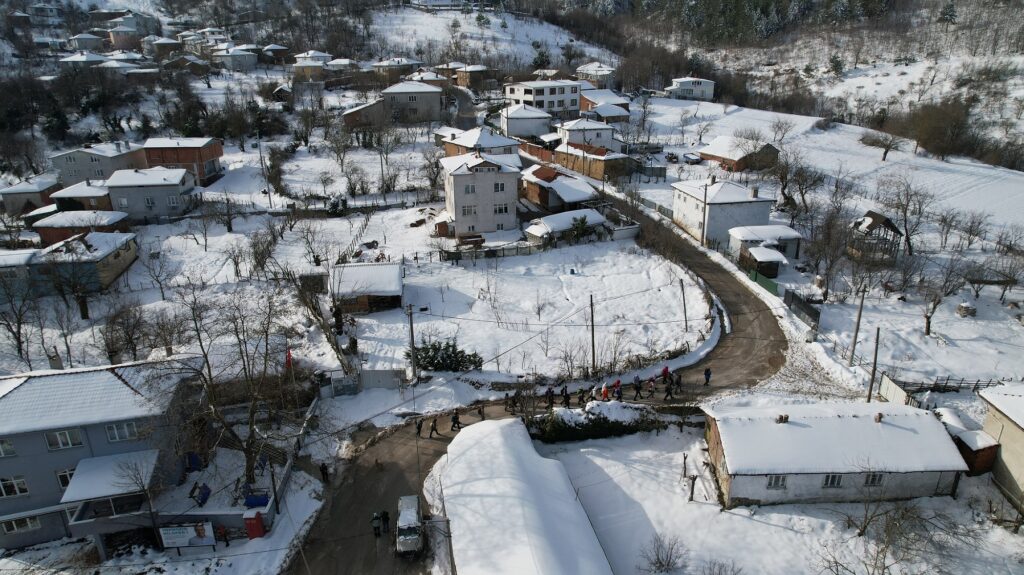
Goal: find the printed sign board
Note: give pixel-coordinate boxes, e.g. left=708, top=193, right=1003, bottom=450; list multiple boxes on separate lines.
left=159, top=522, right=216, bottom=549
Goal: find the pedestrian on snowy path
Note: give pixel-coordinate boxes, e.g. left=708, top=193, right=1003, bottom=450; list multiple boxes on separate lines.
left=661, top=365, right=671, bottom=385
left=319, top=462, right=330, bottom=483
left=601, top=382, right=609, bottom=402
left=415, top=419, right=423, bottom=437
left=647, top=378, right=656, bottom=398
left=371, top=512, right=382, bottom=537
left=578, top=388, right=587, bottom=407
left=478, top=405, right=485, bottom=420
left=450, top=412, right=463, bottom=431
left=615, top=385, right=623, bottom=401
left=429, top=418, right=439, bottom=438
left=503, top=393, right=511, bottom=412
left=704, top=367, right=712, bottom=386
left=382, top=510, right=391, bottom=533
left=562, top=389, right=571, bottom=408
left=664, top=378, right=675, bottom=402
left=633, top=378, right=643, bottom=400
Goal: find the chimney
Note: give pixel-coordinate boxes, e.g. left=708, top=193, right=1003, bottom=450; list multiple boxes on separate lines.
left=750, top=186, right=759, bottom=199
left=874, top=413, right=883, bottom=423
left=115, top=141, right=122, bottom=153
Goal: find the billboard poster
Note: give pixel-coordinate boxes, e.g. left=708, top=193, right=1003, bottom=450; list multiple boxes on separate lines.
left=159, top=522, right=216, bottom=548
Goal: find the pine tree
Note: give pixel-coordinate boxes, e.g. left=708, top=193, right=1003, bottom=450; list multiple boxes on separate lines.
left=937, top=1, right=957, bottom=29
left=829, top=54, right=844, bottom=77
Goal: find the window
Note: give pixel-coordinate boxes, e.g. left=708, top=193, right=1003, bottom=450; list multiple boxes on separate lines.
left=145, top=197, right=155, bottom=207
left=1, top=516, right=40, bottom=534
left=464, top=184, right=475, bottom=195
left=56, top=468, right=75, bottom=490
left=106, top=421, right=138, bottom=442
left=94, top=169, right=104, bottom=176
left=167, top=195, right=180, bottom=207
left=496, top=223, right=504, bottom=230
left=864, top=473, right=884, bottom=487
left=494, top=203, right=508, bottom=214
left=90, top=156, right=99, bottom=163
left=88, top=198, right=97, bottom=207
left=548, top=88, right=556, bottom=95
left=493, top=182, right=505, bottom=193
left=0, top=438, right=14, bottom=457
left=408, top=95, right=417, bottom=102
left=547, top=101, right=554, bottom=109
left=823, top=474, right=843, bottom=488
left=0, top=476, right=29, bottom=498
left=766, top=475, right=786, bottom=490
left=467, top=225, right=475, bottom=232
left=65, top=156, right=76, bottom=164
left=570, top=99, right=577, bottom=106
left=558, top=100, right=565, bottom=108
left=45, top=429, right=82, bottom=450
left=461, top=205, right=477, bottom=216
left=117, top=197, right=128, bottom=208
left=571, top=87, right=578, bottom=93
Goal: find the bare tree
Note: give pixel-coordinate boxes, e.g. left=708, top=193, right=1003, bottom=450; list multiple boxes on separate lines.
left=771, top=148, right=802, bottom=212
left=325, top=125, right=353, bottom=171
left=146, top=307, right=191, bottom=357
left=422, top=147, right=445, bottom=194
left=959, top=210, right=990, bottom=250
left=733, top=127, right=767, bottom=156
left=920, top=254, right=966, bottom=335
left=769, top=116, right=796, bottom=142
left=0, top=212, right=25, bottom=248
left=100, top=300, right=147, bottom=362
left=141, top=244, right=178, bottom=300
left=186, top=205, right=216, bottom=251
left=50, top=299, right=80, bottom=368
left=638, top=533, right=688, bottom=574
left=701, top=560, right=744, bottom=575
left=791, top=164, right=825, bottom=213
left=0, top=272, right=38, bottom=368
left=806, top=202, right=851, bottom=301
left=992, top=254, right=1024, bottom=302
left=877, top=175, right=932, bottom=256
left=935, top=207, right=960, bottom=250
left=694, top=120, right=713, bottom=144
left=995, top=224, right=1024, bottom=254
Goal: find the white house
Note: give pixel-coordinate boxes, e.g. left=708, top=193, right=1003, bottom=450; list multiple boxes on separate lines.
left=504, top=80, right=581, bottom=117
left=727, top=225, right=803, bottom=259
left=665, top=77, right=715, bottom=101
left=498, top=104, right=552, bottom=138
left=556, top=118, right=621, bottom=151
left=69, top=33, right=104, bottom=51
left=105, top=167, right=196, bottom=221
left=671, top=178, right=773, bottom=250
left=524, top=208, right=606, bottom=244
left=293, top=50, right=332, bottom=63
left=706, top=402, right=968, bottom=508
left=58, top=51, right=108, bottom=69
left=443, top=127, right=519, bottom=156
left=439, top=153, right=519, bottom=236
left=212, top=47, right=256, bottom=71
left=575, top=61, right=616, bottom=89
left=979, top=385, right=1024, bottom=510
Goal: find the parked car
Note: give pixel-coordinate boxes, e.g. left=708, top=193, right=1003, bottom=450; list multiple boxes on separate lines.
left=396, top=495, right=424, bottom=556
left=683, top=153, right=702, bottom=165
left=665, top=152, right=679, bottom=163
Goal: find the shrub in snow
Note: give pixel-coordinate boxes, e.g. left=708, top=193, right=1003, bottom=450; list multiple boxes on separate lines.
left=405, top=338, right=483, bottom=372
left=534, top=401, right=664, bottom=443
left=638, top=533, right=688, bottom=574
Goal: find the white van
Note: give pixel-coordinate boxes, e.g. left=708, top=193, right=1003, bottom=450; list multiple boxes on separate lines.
left=396, top=495, right=423, bottom=555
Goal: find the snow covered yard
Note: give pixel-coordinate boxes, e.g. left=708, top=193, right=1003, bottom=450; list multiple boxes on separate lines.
left=538, top=427, right=1024, bottom=575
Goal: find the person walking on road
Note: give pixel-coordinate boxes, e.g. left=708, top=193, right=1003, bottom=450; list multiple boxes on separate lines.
left=429, top=418, right=439, bottom=438
left=415, top=419, right=423, bottom=437
left=647, top=377, right=656, bottom=398
left=450, top=412, right=463, bottom=431
left=371, top=512, right=382, bottom=537
left=704, top=367, right=712, bottom=386
left=578, top=387, right=587, bottom=407
left=381, top=510, right=391, bottom=534
left=319, top=462, right=330, bottom=483
left=664, top=378, right=675, bottom=402
left=561, top=388, right=571, bottom=408
left=633, top=377, right=643, bottom=400
left=661, top=365, right=671, bottom=386
left=477, top=405, right=485, bottom=420
left=503, top=393, right=511, bottom=412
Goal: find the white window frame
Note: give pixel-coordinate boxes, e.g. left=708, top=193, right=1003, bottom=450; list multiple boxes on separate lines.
left=823, top=474, right=843, bottom=488
left=45, top=429, right=82, bottom=450
left=0, top=438, right=14, bottom=458
left=1, top=516, right=40, bottom=534
left=494, top=182, right=504, bottom=193
left=493, top=203, right=508, bottom=215
left=864, top=472, right=884, bottom=487
left=0, top=476, right=29, bottom=498
left=56, top=468, right=75, bottom=490
left=66, top=156, right=77, bottom=164
left=106, top=421, right=138, bottom=442
left=117, top=197, right=129, bottom=208
left=461, top=205, right=477, bottom=217
left=144, top=196, right=155, bottom=207
left=167, top=195, right=181, bottom=207
left=464, top=184, right=475, bottom=195
left=766, top=474, right=786, bottom=490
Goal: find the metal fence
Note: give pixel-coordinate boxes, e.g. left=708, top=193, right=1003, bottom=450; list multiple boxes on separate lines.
left=887, top=374, right=1006, bottom=395
left=783, top=289, right=822, bottom=330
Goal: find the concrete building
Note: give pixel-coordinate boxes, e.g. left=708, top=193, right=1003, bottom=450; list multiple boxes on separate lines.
left=520, top=165, right=597, bottom=213
left=142, top=137, right=223, bottom=186
left=212, top=47, right=256, bottom=71
left=698, top=136, right=779, bottom=171
left=50, top=142, right=146, bottom=187
left=556, top=119, right=622, bottom=151
left=69, top=33, right=104, bottom=51
left=372, top=57, right=423, bottom=83
left=443, top=127, right=518, bottom=157
left=342, top=99, right=387, bottom=130
left=32, top=211, right=129, bottom=246
left=575, top=61, right=617, bottom=89
left=0, top=174, right=61, bottom=217
left=665, top=77, right=715, bottom=101
left=671, top=179, right=773, bottom=250
left=979, top=385, right=1024, bottom=511
left=381, top=81, right=443, bottom=123
left=108, top=25, right=139, bottom=51
left=106, top=167, right=196, bottom=221
left=438, top=153, right=520, bottom=236
left=455, top=64, right=489, bottom=89
left=498, top=104, right=551, bottom=138
left=705, top=402, right=968, bottom=508
left=49, top=180, right=112, bottom=212
left=0, top=361, right=190, bottom=551
left=727, top=225, right=803, bottom=260
left=504, top=80, right=581, bottom=118
left=293, top=50, right=332, bottom=64
left=552, top=142, right=635, bottom=182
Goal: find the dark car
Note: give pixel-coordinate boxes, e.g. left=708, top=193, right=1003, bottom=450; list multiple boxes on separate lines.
left=682, top=153, right=702, bottom=165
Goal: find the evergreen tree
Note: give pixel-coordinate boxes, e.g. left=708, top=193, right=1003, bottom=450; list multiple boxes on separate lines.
left=532, top=47, right=551, bottom=69
left=829, top=54, right=844, bottom=76
left=937, top=1, right=957, bottom=29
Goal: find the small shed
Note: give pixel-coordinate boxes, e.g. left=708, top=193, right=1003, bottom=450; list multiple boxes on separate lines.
left=331, top=262, right=404, bottom=314
left=740, top=246, right=787, bottom=278
left=728, top=225, right=802, bottom=259
left=847, top=210, right=903, bottom=265
left=698, top=136, right=779, bottom=171
left=524, top=208, right=606, bottom=244
left=934, top=407, right=998, bottom=476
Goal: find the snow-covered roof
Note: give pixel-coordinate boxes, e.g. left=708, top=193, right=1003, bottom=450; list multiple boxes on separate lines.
left=699, top=136, right=774, bottom=161
left=460, top=64, right=487, bottom=72
left=106, top=167, right=189, bottom=187
left=108, top=25, right=136, bottom=32
left=439, top=419, right=614, bottom=575
left=512, top=79, right=579, bottom=89
left=672, top=76, right=713, bottom=84
left=381, top=81, right=442, bottom=94
left=70, top=33, right=102, bottom=40
left=331, top=262, right=403, bottom=297
left=50, top=180, right=109, bottom=198
left=728, top=225, right=802, bottom=241
left=980, top=384, right=1024, bottom=430
left=96, top=60, right=139, bottom=70
left=38, top=231, right=134, bottom=262
left=342, top=99, right=383, bottom=115
left=439, top=153, right=521, bottom=176
left=581, top=89, right=628, bottom=106
left=554, top=142, right=628, bottom=160
left=538, top=132, right=561, bottom=144
left=434, top=61, right=466, bottom=70
left=590, top=103, right=629, bottom=118
left=51, top=142, right=139, bottom=160
left=0, top=360, right=187, bottom=435
left=143, top=137, right=215, bottom=148
left=372, top=56, right=422, bottom=68
left=292, top=59, right=324, bottom=68
left=433, top=126, right=463, bottom=138
left=213, top=47, right=256, bottom=57
left=852, top=210, right=903, bottom=236
left=500, top=103, right=551, bottom=119
left=576, top=61, right=615, bottom=76
left=60, top=51, right=108, bottom=63
left=1, top=173, right=60, bottom=195
left=327, top=58, right=356, bottom=67
left=0, top=250, right=37, bottom=268
left=525, top=208, right=606, bottom=237
left=746, top=246, right=788, bottom=264
left=521, top=166, right=596, bottom=203
left=706, top=402, right=969, bottom=475
left=446, top=127, right=518, bottom=150
left=407, top=70, right=445, bottom=81
left=559, top=118, right=614, bottom=131
left=263, top=43, right=287, bottom=51
left=152, top=36, right=181, bottom=44
left=34, top=210, right=127, bottom=228
left=672, top=179, right=771, bottom=204
left=294, top=50, right=331, bottom=59
left=24, top=204, right=57, bottom=218
left=108, top=50, right=144, bottom=61
left=60, top=449, right=159, bottom=504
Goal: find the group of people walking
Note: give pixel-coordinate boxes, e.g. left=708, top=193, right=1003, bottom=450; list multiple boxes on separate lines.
left=370, top=510, right=391, bottom=538
left=413, top=406, right=486, bottom=439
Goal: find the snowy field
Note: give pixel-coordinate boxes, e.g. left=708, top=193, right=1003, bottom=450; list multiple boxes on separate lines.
left=537, top=426, right=1024, bottom=575
left=369, top=8, right=617, bottom=67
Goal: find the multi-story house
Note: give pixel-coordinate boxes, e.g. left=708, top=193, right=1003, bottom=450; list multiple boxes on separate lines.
left=504, top=80, right=581, bottom=118
left=143, top=137, right=224, bottom=186
left=106, top=167, right=196, bottom=222
left=438, top=153, right=520, bottom=237
left=50, top=142, right=146, bottom=187
left=381, top=81, right=443, bottom=123
left=665, top=77, right=715, bottom=101
left=443, top=127, right=519, bottom=157
left=0, top=361, right=191, bottom=551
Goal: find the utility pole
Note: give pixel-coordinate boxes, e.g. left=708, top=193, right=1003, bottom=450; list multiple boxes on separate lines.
left=679, top=279, right=688, bottom=330
left=257, top=130, right=273, bottom=209
left=590, top=294, right=596, bottom=375
left=406, top=304, right=418, bottom=382
left=867, top=327, right=881, bottom=403
left=848, top=287, right=866, bottom=367
left=701, top=182, right=709, bottom=247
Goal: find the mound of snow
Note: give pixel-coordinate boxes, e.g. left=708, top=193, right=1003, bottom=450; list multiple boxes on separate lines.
left=551, top=400, right=656, bottom=427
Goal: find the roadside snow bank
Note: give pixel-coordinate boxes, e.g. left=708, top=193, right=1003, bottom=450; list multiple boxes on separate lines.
left=551, top=400, right=656, bottom=426
left=427, top=419, right=612, bottom=575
